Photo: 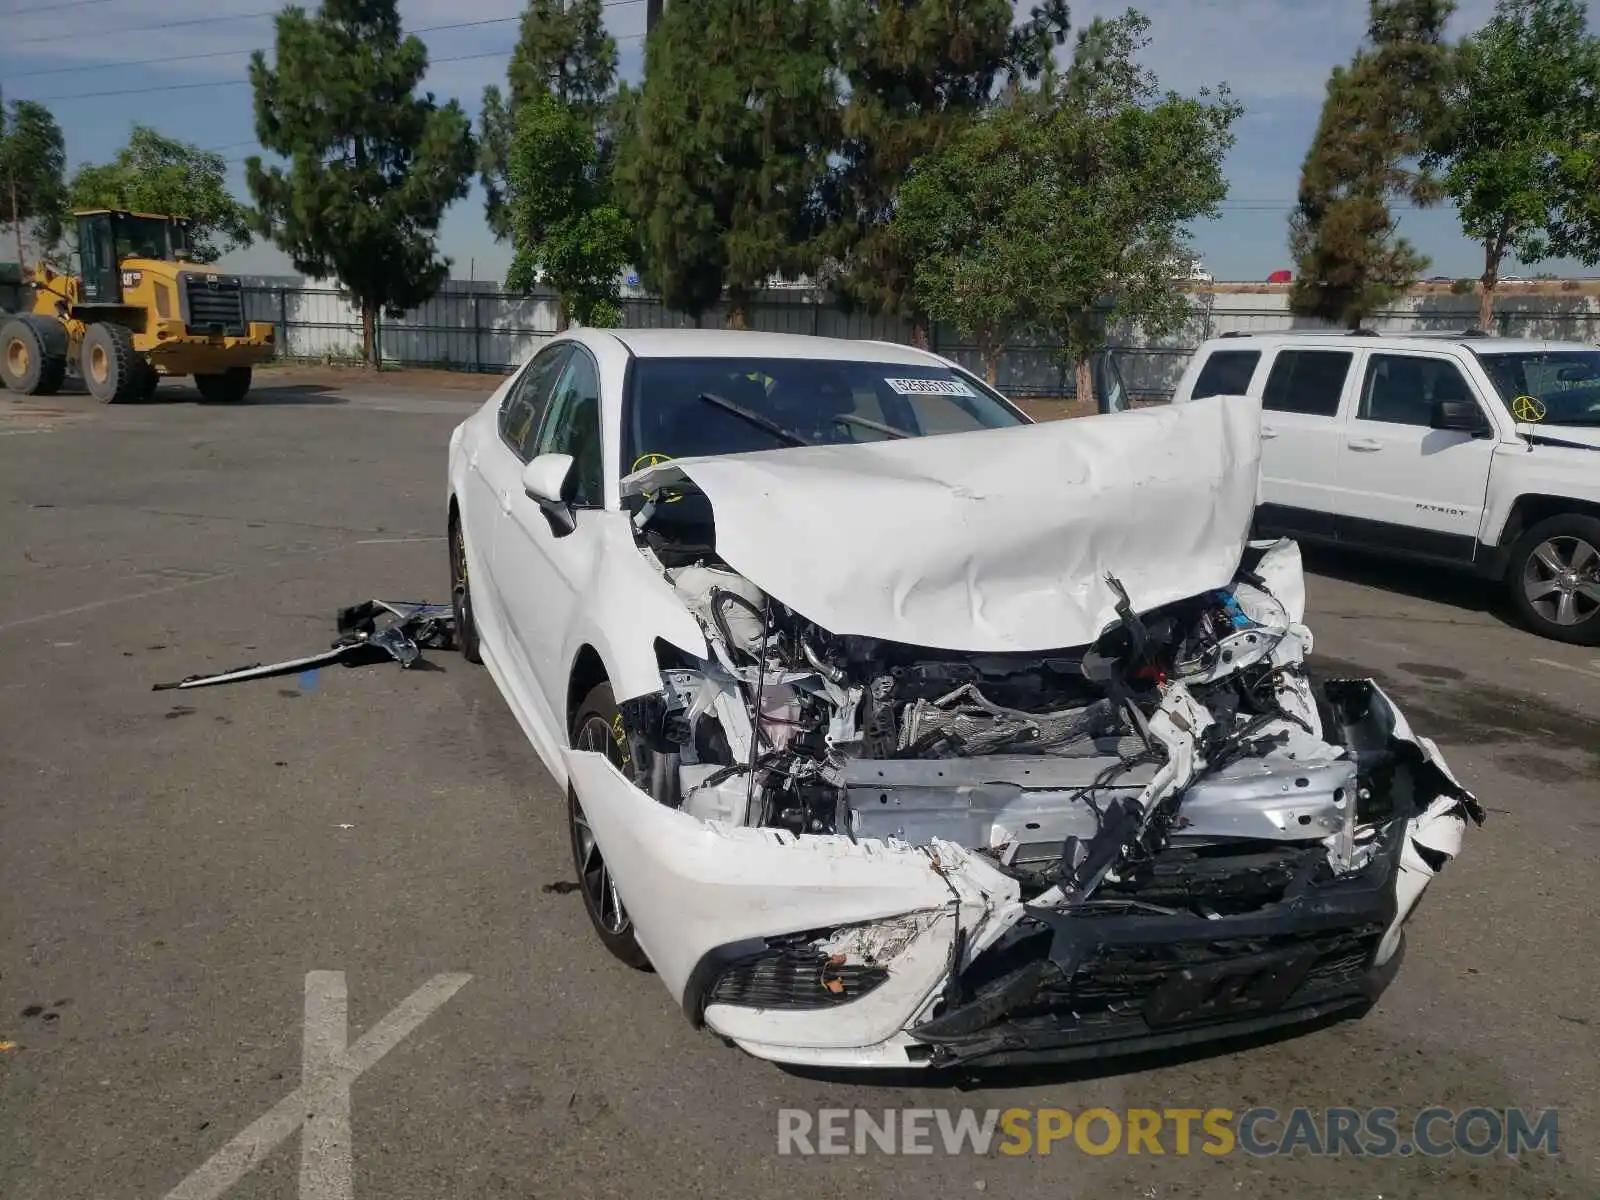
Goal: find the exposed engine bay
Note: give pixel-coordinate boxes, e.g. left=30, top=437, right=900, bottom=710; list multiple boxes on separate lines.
left=615, top=513, right=1435, bottom=909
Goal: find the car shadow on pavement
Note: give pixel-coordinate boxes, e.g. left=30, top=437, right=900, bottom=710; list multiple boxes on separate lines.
left=1299, top=545, right=1513, bottom=628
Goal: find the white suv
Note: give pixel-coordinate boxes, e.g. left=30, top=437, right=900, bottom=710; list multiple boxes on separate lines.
left=1170, top=330, right=1600, bottom=644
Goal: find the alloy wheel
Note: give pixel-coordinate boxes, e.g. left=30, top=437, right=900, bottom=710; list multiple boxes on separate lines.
left=572, top=714, right=629, bottom=936
left=1523, top=535, right=1600, bottom=627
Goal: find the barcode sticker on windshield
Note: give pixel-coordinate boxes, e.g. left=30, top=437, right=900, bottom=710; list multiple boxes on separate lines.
left=885, top=377, right=976, bottom=397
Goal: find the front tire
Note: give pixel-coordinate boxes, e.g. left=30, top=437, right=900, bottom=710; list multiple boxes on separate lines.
left=448, top=513, right=482, bottom=664
left=195, top=367, right=252, bottom=403
left=81, top=322, right=140, bottom=403
left=570, top=683, right=651, bottom=971
left=1508, top=514, right=1600, bottom=645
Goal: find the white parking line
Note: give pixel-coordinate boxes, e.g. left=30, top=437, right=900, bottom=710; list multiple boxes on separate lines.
left=163, top=971, right=471, bottom=1200
left=1531, top=657, right=1600, bottom=683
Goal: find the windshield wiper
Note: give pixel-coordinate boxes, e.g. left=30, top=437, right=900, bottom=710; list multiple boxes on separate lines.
left=696, top=392, right=813, bottom=448
left=834, top=413, right=912, bottom=439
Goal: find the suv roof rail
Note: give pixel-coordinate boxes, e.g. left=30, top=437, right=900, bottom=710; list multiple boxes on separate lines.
left=1218, top=331, right=1252, bottom=339
left=1347, top=328, right=1378, bottom=336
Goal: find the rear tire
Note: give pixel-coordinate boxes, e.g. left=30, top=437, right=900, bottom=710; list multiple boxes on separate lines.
left=448, top=513, right=483, bottom=664
left=1, top=316, right=67, bottom=396
left=569, top=683, right=652, bottom=971
left=1508, top=514, right=1600, bottom=645
left=81, top=322, right=140, bottom=403
left=195, top=367, right=252, bottom=403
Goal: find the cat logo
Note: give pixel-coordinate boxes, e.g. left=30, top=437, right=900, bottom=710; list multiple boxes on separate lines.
left=120, top=270, right=142, bottom=289
left=205, top=273, right=220, bottom=290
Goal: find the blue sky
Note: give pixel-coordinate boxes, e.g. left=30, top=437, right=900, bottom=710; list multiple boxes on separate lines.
left=4, top=0, right=1591, bottom=282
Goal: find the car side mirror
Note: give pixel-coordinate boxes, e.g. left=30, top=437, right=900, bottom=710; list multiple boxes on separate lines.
left=1431, top=400, right=1490, bottom=436
left=522, top=452, right=577, bottom=536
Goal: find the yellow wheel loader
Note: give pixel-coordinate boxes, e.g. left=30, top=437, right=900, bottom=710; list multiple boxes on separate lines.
left=0, top=209, right=276, bottom=403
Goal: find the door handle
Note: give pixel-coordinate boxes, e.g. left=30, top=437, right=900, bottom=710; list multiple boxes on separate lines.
left=1347, top=438, right=1383, bottom=452
left=1260, top=426, right=1279, bottom=439
left=498, top=489, right=513, bottom=515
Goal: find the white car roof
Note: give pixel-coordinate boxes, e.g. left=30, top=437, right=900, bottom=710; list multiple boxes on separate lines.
left=600, top=327, right=949, bottom=365
left=1201, top=330, right=1595, bottom=355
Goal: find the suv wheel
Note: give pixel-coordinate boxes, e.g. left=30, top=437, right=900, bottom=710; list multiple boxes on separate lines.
left=569, top=683, right=651, bottom=971
left=1508, top=514, right=1600, bottom=645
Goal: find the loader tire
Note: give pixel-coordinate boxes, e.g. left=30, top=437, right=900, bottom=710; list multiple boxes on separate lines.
left=1, top=316, right=68, bottom=396
left=194, top=367, right=252, bottom=403
left=81, top=322, right=140, bottom=403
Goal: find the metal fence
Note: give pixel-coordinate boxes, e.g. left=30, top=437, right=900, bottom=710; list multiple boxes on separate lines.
left=241, top=280, right=1600, bottom=399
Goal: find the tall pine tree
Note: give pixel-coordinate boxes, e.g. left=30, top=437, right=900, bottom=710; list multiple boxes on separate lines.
left=246, top=0, right=475, bottom=363
left=828, top=0, right=1067, bottom=343
left=478, top=0, right=617, bottom=241
left=1289, top=0, right=1456, bottom=328
left=616, top=0, right=837, bottom=326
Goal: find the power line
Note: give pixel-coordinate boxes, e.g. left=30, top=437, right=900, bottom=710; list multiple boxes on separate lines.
left=35, top=35, right=643, bottom=104
left=6, top=14, right=527, bottom=78
left=1, top=0, right=120, bottom=15
left=6, top=0, right=643, bottom=77
left=8, top=8, right=275, bottom=47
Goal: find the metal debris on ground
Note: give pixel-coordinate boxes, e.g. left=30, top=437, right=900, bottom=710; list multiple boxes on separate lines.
left=151, top=600, right=457, bottom=691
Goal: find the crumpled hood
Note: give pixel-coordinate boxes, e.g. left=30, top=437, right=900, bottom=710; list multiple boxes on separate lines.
left=622, top=393, right=1264, bottom=652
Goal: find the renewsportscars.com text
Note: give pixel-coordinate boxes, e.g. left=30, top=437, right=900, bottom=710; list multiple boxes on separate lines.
left=776, top=1107, right=1559, bottom=1158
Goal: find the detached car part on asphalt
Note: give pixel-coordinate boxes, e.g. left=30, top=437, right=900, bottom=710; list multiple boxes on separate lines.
left=447, top=329, right=1483, bottom=1070
left=152, top=600, right=455, bottom=690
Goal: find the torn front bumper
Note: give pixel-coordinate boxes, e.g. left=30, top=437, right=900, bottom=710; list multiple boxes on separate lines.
left=561, top=682, right=1477, bottom=1071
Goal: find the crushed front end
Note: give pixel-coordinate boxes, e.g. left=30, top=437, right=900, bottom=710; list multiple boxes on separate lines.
left=564, top=520, right=1482, bottom=1069
left=557, top=400, right=1481, bottom=1069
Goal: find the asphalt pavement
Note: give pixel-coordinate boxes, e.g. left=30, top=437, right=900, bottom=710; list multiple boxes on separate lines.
left=1, top=373, right=1596, bottom=1199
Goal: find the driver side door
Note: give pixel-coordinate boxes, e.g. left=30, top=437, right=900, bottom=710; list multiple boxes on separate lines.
left=492, top=345, right=608, bottom=743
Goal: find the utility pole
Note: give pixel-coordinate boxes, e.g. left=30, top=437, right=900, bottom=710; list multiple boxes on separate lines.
left=646, top=0, right=663, bottom=34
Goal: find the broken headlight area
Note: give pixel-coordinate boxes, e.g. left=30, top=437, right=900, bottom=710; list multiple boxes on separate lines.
left=693, top=916, right=937, bottom=1017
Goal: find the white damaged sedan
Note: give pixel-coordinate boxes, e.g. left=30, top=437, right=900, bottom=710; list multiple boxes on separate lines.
left=446, top=328, right=1482, bottom=1070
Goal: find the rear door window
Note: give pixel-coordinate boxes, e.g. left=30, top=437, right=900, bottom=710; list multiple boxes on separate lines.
left=1262, top=350, right=1353, bottom=417
left=1191, top=350, right=1261, bottom=399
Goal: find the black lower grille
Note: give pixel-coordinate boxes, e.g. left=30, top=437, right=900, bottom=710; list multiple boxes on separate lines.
left=184, top=276, right=245, bottom=336
left=709, top=948, right=890, bottom=1010
left=1017, top=924, right=1384, bottom=1022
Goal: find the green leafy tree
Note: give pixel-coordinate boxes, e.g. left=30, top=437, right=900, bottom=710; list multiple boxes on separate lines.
left=1424, top=0, right=1600, bottom=328
left=478, top=0, right=617, bottom=241
left=1289, top=0, right=1457, bottom=328
left=893, top=98, right=1051, bottom=383
left=0, top=89, right=67, bottom=272
left=895, top=12, right=1239, bottom=401
left=246, top=0, right=476, bottom=363
left=829, top=0, right=1061, bottom=343
left=1552, top=129, right=1600, bottom=266
left=69, top=126, right=253, bottom=263
left=503, top=91, right=631, bottom=327
left=616, top=0, right=838, bottom=326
